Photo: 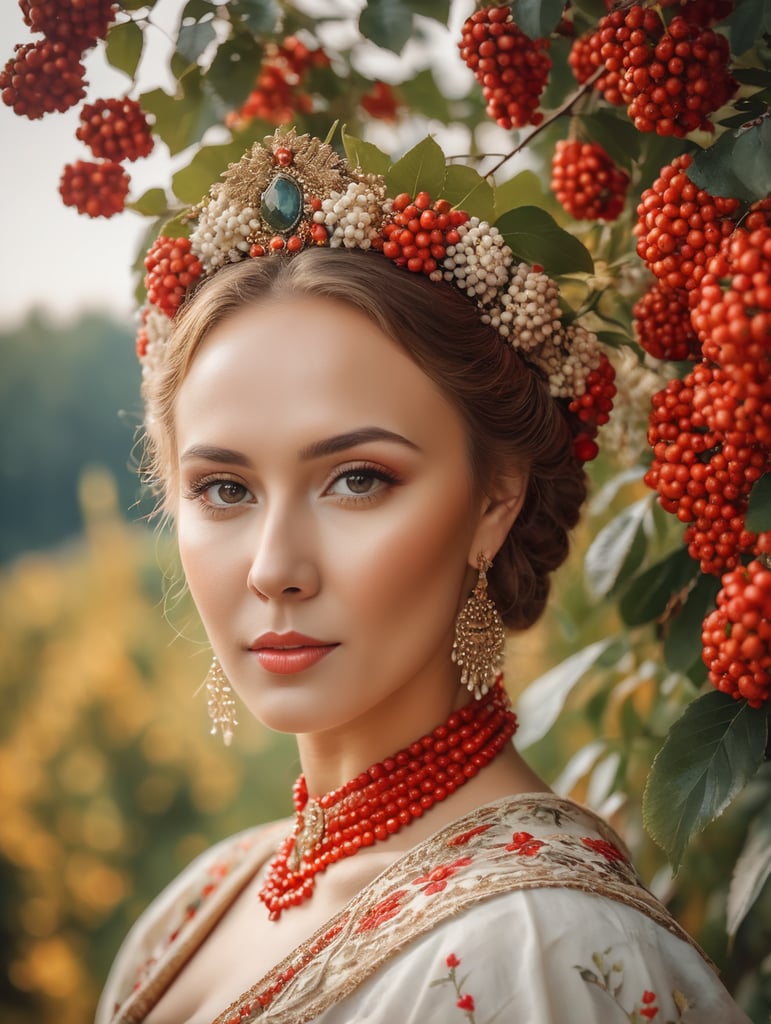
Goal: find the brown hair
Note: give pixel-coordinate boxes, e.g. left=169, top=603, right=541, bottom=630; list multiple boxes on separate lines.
left=142, top=248, right=587, bottom=630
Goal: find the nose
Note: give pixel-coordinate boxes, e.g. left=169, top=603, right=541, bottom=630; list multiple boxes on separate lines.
left=246, top=501, right=320, bottom=601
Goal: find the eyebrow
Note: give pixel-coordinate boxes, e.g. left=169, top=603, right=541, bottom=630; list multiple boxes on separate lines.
left=180, top=428, right=420, bottom=467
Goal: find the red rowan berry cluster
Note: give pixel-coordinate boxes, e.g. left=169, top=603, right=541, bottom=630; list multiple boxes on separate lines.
left=380, top=193, right=469, bottom=276
left=571, top=5, right=736, bottom=137
left=459, top=5, right=551, bottom=129
left=144, top=236, right=204, bottom=318
left=226, top=36, right=329, bottom=130
left=360, top=81, right=400, bottom=122
left=20, top=0, right=116, bottom=49
left=633, top=282, right=700, bottom=361
left=701, top=558, right=771, bottom=707
left=0, top=39, right=86, bottom=118
left=58, top=159, right=129, bottom=218
left=76, top=97, right=154, bottom=162
left=568, top=353, right=617, bottom=462
left=634, top=153, right=739, bottom=292
left=660, top=0, right=734, bottom=27
left=550, top=140, right=629, bottom=222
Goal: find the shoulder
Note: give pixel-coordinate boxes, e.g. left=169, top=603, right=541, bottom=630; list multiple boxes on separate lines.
left=95, top=819, right=287, bottom=1024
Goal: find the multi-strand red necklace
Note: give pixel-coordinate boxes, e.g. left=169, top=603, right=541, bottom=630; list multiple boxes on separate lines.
left=258, top=679, right=518, bottom=920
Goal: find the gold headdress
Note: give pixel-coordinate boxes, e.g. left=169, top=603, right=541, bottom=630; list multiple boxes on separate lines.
left=136, top=127, right=615, bottom=462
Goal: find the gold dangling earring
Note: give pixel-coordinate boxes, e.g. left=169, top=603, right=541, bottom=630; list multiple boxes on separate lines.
left=451, top=554, right=506, bottom=700
left=205, top=656, right=238, bottom=746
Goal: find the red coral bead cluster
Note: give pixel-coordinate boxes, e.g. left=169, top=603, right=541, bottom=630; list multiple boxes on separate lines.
left=459, top=5, right=551, bottom=129
left=702, top=559, right=771, bottom=707
left=226, top=36, right=329, bottom=130
left=381, top=192, right=468, bottom=276
left=76, top=97, right=154, bottom=162
left=0, top=39, right=86, bottom=118
left=144, top=236, right=204, bottom=318
left=258, top=681, right=517, bottom=920
left=550, top=140, right=629, bottom=222
left=58, top=159, right=129, bottom=218
left=633, top=281, right=700, bottom=361
left=634, top=153, right=739, bottom=292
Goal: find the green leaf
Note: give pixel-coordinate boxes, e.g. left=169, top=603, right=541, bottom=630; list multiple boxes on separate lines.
left=724, top=0, right=771, bottom=55
left=643, top=691, right=768, bottom=870
left=618, top=547, right=696, bottom=628
left=104, top=20, right=144, bottom=78
left=206, top=34, right=263, bottom=107
left=410, top=0, right=451, bottom=21
left=172, top=141, right=246, bottom=203
left=127, top=188, right=170, bottom=217
left=399, top=68, right=453, bottom=124
left=515, top=639, right=618, bottom=749
left=386, top=136, right=446, bottom=198
left=664, top=572, right=721, bottom=674
left=515, top=0, right=566, bottom=38
left=688, top=121, right=771, bottom=202
left=585, top=497, right=650, bottom=599
left=359, top=0, right=414, bottom=54
left=576, top=110, right=642, bottom=172
left=727, top=800, right=771, bottom=937
left=177, top=18, right=218, bottom=64
left=232, top=0, right=279, bottom=35
left=495, top=206, right=593, bottom=275
left=492, top=171, right=545, bottom=220
left=746, top=473, right=771, bottom=532
left=140, top=73, right=220, bottom=156
left=442, top=165, right=495, bottom=222
left=342, top=129, right=391, bottom=177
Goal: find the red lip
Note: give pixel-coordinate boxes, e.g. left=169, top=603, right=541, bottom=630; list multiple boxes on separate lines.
left=249, top=632, right=339, bottom=675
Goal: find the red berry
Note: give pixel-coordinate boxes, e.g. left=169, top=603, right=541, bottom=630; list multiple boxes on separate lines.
left=702, top=558, right=771, bottom=707
left=59, top=159, right=129, bottom=218
left=19, top=0, right=116, bottom=50
left=567, top=353, right=617, bottom=459
left=360, top=81, right=400, bottom=122
left=75, top=97, right=154, bottom=161
left=379, top=194, right=469, bottom=276
left=551, top=140, right=629, bottom=222
left=144, top=236, right=203, bottom=316
left=633, top=282, right=701, bottom=360
left=0, top=39, right=86, bottom=119
left=459, top=5, right=551, bottom=129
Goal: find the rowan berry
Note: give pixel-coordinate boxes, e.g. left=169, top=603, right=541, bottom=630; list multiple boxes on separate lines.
left=568, top=29, right=623, bottom=105
left=633, top=282, right=700, bottom=361
left=634, top=154, right=739, bottom=291
left=380, top=194, right=468, bottom=276
left=702, top=558, right=771, bottom=707
left=59, top=159, right=129, bottom=218
left=20, top=0, right=116, bottom=50
left=550, top=140, right=629, bottom=222
left=660, top=0, right=734, bottom=26
left=144, top=236, right=204, bottom=316
left=76, top=97, right=154, bottom=161
left=361, top=81, right=400, bottom=122
left=567, top=353, right=617, bottom=458
left=226, top=36, right=328, bottom=130
left=0, top=39, right=86, bottom=119
left=459, top=5, right=551, bottom=129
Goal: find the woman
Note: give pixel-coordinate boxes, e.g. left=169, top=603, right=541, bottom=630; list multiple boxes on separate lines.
left=98, top=130, right=750, bottom=1023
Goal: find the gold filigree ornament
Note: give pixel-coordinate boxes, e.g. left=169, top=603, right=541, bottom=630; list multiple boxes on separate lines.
left=451, top=555, right=506, bottom=700
left=287, top=798, right=326, bottom=870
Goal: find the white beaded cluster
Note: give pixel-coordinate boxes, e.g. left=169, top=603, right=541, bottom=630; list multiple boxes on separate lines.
left=531, top=322, right=601, bottom=399
left=438, top=218, right=512, bottom=303
left=598, top=348, right=665, bottom=466
left=316, top=175, right=389, bottom=249
left=190, top=191, right=259, bottom=272
left=140, top=307, right=172, bottom=383
left=480, top=262, right=562, bottom=354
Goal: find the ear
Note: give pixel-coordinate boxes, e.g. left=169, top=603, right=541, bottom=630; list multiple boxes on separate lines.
left=466, top=470, right=527, bottom=567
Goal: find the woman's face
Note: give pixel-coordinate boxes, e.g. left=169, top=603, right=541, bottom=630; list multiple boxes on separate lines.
left=174, top=296, right=496, bottom=743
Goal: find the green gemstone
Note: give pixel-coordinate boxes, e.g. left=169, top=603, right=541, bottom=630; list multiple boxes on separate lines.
left=260, top=173, right=303, bottom=233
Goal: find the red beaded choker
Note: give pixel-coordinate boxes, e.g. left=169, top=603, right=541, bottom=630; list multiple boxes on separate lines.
left=259, top=679, right=518, bottom=920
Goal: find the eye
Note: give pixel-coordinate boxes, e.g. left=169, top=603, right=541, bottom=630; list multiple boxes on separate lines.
left=325, top=465, right=398, bottom=500
left=184, top=476, right=254, bottom=509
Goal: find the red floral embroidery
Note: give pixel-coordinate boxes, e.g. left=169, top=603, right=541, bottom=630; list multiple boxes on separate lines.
left=412, top=857, right=473, bottom=895
left=506, top=831, right=544, bottom=856
left=446, top=953, right=461, bottom=968
left=581, top=836, right=627, bottom=862
left=356, top=889, right=407, bottom=932
left=457, top=993, right=475, bottom=1011
left=639, top=989, right=659, bottom=1019
left=448, top=824, right=492, bottom=846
